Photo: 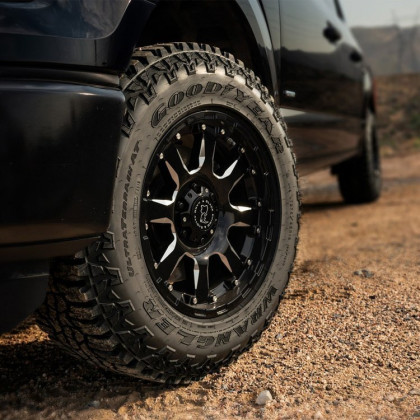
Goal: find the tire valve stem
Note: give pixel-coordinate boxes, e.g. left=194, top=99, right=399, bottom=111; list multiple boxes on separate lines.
left=192, top=297, right=198, bottom=305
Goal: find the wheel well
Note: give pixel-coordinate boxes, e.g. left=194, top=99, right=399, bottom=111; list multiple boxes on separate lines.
left=137, top=1, right=265, bottom=87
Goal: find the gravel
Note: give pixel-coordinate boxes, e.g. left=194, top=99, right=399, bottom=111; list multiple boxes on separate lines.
left=0, top=154, right=419, bottom=420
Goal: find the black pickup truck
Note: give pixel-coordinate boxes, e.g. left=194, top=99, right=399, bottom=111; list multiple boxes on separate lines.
left=0, top=0, right=381, bottom=383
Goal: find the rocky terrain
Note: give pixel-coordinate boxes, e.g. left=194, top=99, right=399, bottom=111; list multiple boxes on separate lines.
left=1, top=153, right=419, bottom=420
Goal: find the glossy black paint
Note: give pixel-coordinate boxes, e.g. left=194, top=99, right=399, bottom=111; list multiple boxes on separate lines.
left=279, top=0, right=367, bottom=173
left=0, top=77, right=125, bottom=252
left=0, top=0, right=155, bottom=71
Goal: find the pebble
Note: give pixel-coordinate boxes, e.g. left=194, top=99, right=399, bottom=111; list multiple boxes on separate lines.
left=409, top=389, right=420, bottom=396
left=88, top=400, right=100, bottom=408
left=385, top=394, right=395, bottom=402
left=353, top=269, right=374, bottom=278
left=314, top=411, right=324, bottom=419
left=256, top=390, right=273, bottom=405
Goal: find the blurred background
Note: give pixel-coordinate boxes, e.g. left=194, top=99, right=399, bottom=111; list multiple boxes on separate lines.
left=341, top=0, right=420, bottom=157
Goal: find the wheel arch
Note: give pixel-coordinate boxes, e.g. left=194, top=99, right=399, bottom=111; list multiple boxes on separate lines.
left=133, top=0, right=278, bottom=103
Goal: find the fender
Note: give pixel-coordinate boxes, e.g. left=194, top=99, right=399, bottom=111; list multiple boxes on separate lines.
left=0, top=0, right=278, bottom=101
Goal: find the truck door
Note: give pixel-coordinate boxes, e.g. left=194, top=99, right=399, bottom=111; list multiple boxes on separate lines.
left=279, top=0, right=363, bottom=172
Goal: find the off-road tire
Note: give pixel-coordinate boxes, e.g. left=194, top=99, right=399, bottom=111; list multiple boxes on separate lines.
left=336, top=111, right=381, bottom=204
left=37, top=43, right=300, bottom=384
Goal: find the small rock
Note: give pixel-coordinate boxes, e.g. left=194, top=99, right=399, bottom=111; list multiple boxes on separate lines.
left=353, top=269, right=374, bottom=278
left=409, top=389, right=420, bottom=396
left=256, top=390, right=273, bottom=405
left=314, top=411, right=324, bottom=419
left=88, top=400, right=100, bottom=408
left=385, top=394, right=395, bottom=402
left=275, top=334, right=283, bottom=340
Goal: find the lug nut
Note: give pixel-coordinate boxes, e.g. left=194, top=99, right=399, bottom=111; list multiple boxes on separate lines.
left=145, top=223, right=149, bottom=230
left=168, top=284, right=173, bottom=292
left=247, top=259, right=252, bottom=266
left=212, top=296, right=218, bottom=303
left=159, top=153, right=164, bottom=160
left=176, top=132, right=181, bottom=140
left=146, top=190, right=150, bottom=197
left=220, top=129, right=225, bottom=135
left=257, top=201, right=262, bottom=207
left=240, top=147, right=245, bottom=154
left=201, top=124, right=206, bottom=131
left=154, top=262, right=158, bottom=269
left=210, top=229, right=214, bottom=235
left=234, top=279, right=239, bottom=286
left=251, top=169, right=256, bottom=175
left=183, top=217, right=187, bottom=223
left=177, top=201, right=184, bottom=210
left=182, top=229, right=188, bottom=237
left=256, top=227, right=261, bottom=234
left=192, top=297, right=198, bottom=305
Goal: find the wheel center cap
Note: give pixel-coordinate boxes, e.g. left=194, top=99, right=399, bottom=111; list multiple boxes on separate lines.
left=192, top=197, right=216, bottom=231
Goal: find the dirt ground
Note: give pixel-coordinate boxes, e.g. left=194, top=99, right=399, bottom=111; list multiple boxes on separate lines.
left=1, top=154, right=419, bottom=420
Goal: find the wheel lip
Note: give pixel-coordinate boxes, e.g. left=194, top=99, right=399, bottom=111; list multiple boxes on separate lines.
left=139, top=106, right=283, bottom=320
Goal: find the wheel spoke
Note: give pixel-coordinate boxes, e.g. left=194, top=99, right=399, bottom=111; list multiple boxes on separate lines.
left=164, top=149, right=189, bottom=189
left=193, top=258, right=210, bottom=301
left=229, top=204, right=253, bottom=225
left=216, top=157, right=244, bottom=184
left=187, top=132, right=206, bottom=174
left=216, top=243, right=244, bottom=279
left=145, top=199, right=173, bottom=221
left=201, top=134, right=216, bottom=174
left=156, top=240, right=185, bottom=280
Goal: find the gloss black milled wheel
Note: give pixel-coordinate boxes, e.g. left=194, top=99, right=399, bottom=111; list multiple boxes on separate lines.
left=39, top=43, right=300, bottom=384
left=141, top=109, right=281, bottom=319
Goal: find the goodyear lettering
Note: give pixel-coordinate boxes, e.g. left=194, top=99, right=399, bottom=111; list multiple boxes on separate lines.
left=204, top=81, right=222, bottom=94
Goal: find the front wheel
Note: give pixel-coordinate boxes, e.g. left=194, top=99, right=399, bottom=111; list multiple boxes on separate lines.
left=38, top=43, right=300, bottom=383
